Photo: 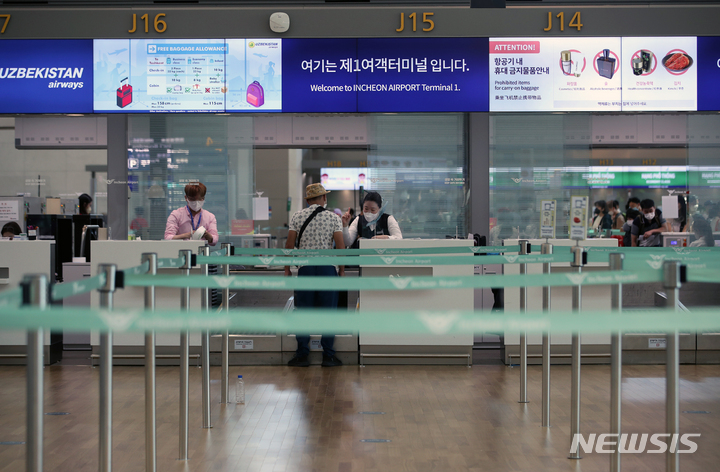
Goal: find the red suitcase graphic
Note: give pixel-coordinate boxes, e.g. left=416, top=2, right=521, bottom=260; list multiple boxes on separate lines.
left=246, top=81, right=264, bottom=107
left=117, top=78, right=132, bottom=108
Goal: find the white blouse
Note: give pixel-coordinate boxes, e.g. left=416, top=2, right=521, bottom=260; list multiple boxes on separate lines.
left=342, top=215, right=403, bottom=246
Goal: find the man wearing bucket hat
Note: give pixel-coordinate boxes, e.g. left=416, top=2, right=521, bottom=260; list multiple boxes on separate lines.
left=285, top=183, right=346, bottom=367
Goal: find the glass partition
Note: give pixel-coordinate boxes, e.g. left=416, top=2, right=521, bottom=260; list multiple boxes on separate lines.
left=127, top=115, right=253, bottom=240
left=367, top=113, right=468, bottom=239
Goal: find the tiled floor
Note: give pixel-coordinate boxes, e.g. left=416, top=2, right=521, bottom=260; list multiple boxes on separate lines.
left=0, top=362, right=718, bottom=471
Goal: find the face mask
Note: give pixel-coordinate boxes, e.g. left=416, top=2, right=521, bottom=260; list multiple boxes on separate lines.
left=187, top=199, right=204, bottom=212
left=644, top=211, right=655, bottom=220
left=364, top=211, right=379, bottom=223
left=322, top=203, right=327, bottom=209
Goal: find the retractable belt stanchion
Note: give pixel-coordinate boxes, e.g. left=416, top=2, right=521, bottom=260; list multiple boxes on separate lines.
left=141, top=253, right=158, bottom=472
left=568, top=245, right=586, bottom=460
left=178, top=250, right=192, bottom=461
left=199, top=246, right=212, bottom=428
left=518, top=240, right=530, bottom=404
left=541, top=242, right=552, bottom=427
left=221, top=243, right=231, bottom=404
left=22, top=274, right=47, bottom=472
left=98, top=264, right=117, bottom=472
left=609, top=253, right=624, bottom=472
left=664, top=260, right=682, bottom=472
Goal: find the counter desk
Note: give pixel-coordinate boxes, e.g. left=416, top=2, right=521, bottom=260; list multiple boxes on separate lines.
left=89, top=240, right=207, bottom=364
left=358, top=238, right=474, bottom=365
left=0, top=240, right=58, bottom=364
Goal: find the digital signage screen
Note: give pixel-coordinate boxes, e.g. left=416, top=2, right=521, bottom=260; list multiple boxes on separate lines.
left=489, top=37, right=622, bottom=112
left=696, top=37, right=720, bottom=111
left=0, top=40, right=93, bottom=114
left=93, top=39, right=227, bottom=113
left=620, top=37, right=697, bottom=111
left=356, top=38, right=489, bottom=113
left=225, top=39, right=282, bottom=112
left=282, top=38, right=357, bottom=113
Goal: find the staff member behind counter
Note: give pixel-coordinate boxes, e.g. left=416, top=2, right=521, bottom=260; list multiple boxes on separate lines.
left=1, top=222, right=22, bottom=240
left=164, top=182, right=218, bottom=246
left=341, top=191, right=402, bottom=247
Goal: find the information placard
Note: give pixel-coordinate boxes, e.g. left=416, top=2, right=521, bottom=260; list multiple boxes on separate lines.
left=569, top=196, right=589, bottom=240
left=540, top=200, right=556, bottom=239
left=489, top=37, right=622, bottom=112
left=620, top=37, right=697, bottom=111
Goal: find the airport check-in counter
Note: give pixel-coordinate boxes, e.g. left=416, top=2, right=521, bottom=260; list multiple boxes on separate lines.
left=503, top=238, right=618, bottom=365
left=358, top=239, right=474, bottom=365
left=89, top=240, right=207, bottom=365
left=0, top=240, right=59, bottom=365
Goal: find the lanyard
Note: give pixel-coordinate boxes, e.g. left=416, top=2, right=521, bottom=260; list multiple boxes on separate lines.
left=187, top=206, right=202, bottom=231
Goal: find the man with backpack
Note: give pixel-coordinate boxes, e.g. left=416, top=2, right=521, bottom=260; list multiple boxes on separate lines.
left=631, top=199, right=671, bottom=247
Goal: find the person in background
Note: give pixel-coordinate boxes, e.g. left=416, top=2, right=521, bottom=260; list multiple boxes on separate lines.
left=164, top=182, right=218, bottom=246
left=284, top=183, right=345, bottom=367
left=130, top=206, right=148, bottom=231
left=346, top=207, right=356, bottom=226
left=625, top=197, right=641, bottom=223
left=78, top=193, right=93, bottom=215
left=610, top=200, right=625, bottom=230
left=1, top=222, right=22, bottom=240
left=709, top=205, right=720, bottom=232
left=591, top=200, right=612, bottom=235
left=689, top=218, right=715, bottom=247
left=631, top=199, right=671, bottom=247
left=669, top=195, right=688, bottom=233
left=342, top=191, right=402, bottom=248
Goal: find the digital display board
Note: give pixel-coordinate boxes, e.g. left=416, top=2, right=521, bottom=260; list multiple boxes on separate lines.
left=282, top=39, right=358, bottom=113
left=0, top=40, right=93, bottom=114
left=357, top=38, right=489, bottom=112
left=489, top=37, right=622, bottom=112
left=94, top=39, right=227, bottom=113
left=0, top=36, right=716, bottom=114
left=320, top=167, right=368, bottom=190
left=225, top=39, right=282, bottom=112
left=696, top=37, right=720, bottom=111
left=620, top=37, right=697, bottom=111
left=282, top=38, right=488, bottom=113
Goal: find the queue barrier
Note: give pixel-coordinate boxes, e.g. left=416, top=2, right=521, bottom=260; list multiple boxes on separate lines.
left=2, top=244, right=720, bottom=472
left=1, top=306, right=720, bottom=334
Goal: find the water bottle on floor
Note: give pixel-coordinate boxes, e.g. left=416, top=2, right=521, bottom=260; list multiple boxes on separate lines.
left=235, top=375, right=245, bottom=404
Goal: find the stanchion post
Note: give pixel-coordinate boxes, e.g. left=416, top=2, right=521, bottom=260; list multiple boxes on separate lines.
left=141, top=253, right=157, bottom=472
left=518, top=240, right=529, bottom=404
left=178, top=250, right=192, bottom=461
left=98, top=264, right=117, bottom=472
left=22, top=274, right=47, bottom=472
left=541, top=242, right=552, bottom=427
left=199, top=246, right=212, bottom=428
left=663, top=260, right=681, bottom=472
left=568, top=245, right=585, bottom=460
left=609, top=253, right=624, bottom=472
left=221, top=242, right=232, bottom=404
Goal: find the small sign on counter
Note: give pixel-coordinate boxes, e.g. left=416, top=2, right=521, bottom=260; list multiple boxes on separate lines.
left=234, top=339, right=254, bottom=350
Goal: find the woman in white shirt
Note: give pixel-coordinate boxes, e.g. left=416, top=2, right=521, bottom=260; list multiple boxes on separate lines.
left=342, top=191, right=402, bottom=248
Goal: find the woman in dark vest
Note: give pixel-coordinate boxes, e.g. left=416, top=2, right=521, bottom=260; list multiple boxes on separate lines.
left=342, top=191, right=402, bottom=248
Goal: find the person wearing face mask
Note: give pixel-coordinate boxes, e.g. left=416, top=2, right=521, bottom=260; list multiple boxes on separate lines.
left=164, top=182, right=218, bottom=245
left=631, top=199, right=671, bottom=247
left=342, top=191, right=402, bottom=248
left=78, top=193, right=93, bottom=215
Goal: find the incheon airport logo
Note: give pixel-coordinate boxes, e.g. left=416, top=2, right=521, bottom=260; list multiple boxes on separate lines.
left=248, top=42, right=255, bottom=48
left=570, top=433, right=700, bottom=454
